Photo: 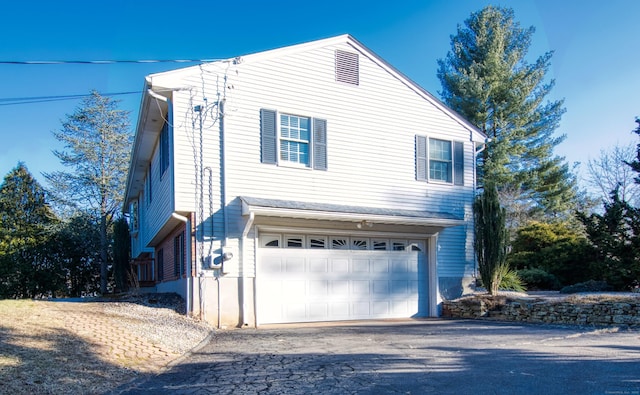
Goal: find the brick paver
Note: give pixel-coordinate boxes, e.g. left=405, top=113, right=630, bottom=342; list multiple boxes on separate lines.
left=48, top=302, right=182, bottom=373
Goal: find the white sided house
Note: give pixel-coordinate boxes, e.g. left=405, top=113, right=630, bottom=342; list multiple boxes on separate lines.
left=124, top=34, right=486, bottom=328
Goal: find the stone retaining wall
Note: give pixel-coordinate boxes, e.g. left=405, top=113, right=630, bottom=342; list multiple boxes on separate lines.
left=441, top=297, right=640, bottom=326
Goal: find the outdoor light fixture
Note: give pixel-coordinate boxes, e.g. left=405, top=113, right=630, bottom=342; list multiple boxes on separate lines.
left=356, top=220, right=373, bottom=229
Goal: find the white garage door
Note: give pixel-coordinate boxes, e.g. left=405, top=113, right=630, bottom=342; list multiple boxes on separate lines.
left=257, top=234, right=427, bottom=324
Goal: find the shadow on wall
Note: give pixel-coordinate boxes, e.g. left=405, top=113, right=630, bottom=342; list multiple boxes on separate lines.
left=439, top=276, right=475, bottom=300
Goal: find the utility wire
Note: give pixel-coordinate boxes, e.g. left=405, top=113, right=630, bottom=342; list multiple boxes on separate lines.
left=0, top=59, right=221, bottom=65
left=0, top=91, right=142, bottom=106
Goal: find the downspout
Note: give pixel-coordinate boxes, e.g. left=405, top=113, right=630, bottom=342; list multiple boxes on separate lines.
left=218, top=99, right=227, bottom=329
left=219, top=99, right=228, bottom=248
left=472, top=138, right=490, bottom=280
left=171, top=213, right=191, bottom=317
left=241, top=212, right=255, bottom=327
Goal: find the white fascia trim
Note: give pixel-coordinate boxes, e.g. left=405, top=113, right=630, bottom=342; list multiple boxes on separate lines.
left=242, top=203, right=465, bottom=228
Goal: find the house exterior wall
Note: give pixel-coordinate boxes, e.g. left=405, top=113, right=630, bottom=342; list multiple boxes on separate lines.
left=129, top=36, right=484, bottom=326
left=159, top=41, right=477, bottom=280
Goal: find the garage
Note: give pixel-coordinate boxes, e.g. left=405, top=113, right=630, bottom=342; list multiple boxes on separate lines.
left=256, top=233, right=428, bottom=324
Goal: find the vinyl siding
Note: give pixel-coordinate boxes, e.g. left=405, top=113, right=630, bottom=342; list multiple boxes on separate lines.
left=140, top=130, right=174, bottom=248
left=150, top=40, right=477, bottom=278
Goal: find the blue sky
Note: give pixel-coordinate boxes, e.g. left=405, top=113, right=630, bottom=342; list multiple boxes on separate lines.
left=1, top=0, right=638, bottom=190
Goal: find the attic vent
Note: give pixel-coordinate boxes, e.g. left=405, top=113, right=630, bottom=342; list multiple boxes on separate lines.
left=335, top=50, right=359, bottom=86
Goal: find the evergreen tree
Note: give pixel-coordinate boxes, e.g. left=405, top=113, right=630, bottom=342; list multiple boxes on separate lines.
left=44, top=91, right=132, bottom=294
left=53, top=212, right=101, bottom=297
left=577, top=189, right=640, bottom=290
left=438, top=6, right=576, bottom=219
left=627, top=118, right=640, bottom=182
left=0, top=163, right=62, bottom=298
left=474, top=183, right=509, bottom=295
left=112, top=217, right=131, bottom=293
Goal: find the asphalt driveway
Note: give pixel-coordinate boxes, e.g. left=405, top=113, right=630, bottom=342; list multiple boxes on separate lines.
left=115, top=319, right=640, bottom=395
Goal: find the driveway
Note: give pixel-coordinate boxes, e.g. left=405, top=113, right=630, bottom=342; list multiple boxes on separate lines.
left=115, top=319, right=640, bottom=395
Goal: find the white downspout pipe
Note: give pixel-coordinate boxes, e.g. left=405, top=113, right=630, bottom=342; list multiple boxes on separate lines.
left=472, top=138, right=491, bottom=279
left=172, top=213, right=191, bottom=317
left=240, top=212, right=255, bottom=327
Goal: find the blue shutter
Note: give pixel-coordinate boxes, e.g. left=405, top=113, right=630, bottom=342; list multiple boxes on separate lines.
left=313, top=118, right=327, bottom=170
left=454, top=141, right=464, bottom=186
left=416, top=135, right=427, bottom=181
left=260, top=109, right=277, bottom=164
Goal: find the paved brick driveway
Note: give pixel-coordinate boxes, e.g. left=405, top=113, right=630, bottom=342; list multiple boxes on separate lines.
left=115, top=319, right=640, bottom=395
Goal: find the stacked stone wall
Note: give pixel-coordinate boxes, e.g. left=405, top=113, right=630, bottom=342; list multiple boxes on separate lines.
left=442, top=297, right=640, bottom=326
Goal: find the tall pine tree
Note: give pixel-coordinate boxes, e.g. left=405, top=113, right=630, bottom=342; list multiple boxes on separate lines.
left=0, top=163, right=61, bottom=298
left=438, top=6, right=576, bottom=221
left=45, top=91, right=132, bottom=294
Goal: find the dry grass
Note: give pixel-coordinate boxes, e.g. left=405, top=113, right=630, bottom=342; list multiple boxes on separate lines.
left=0, top=299, right=211, bottom=394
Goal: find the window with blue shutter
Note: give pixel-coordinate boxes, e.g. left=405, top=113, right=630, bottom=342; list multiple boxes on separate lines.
left=260, top=109, right=327, bottom=170
left=313, top=118, right=327, bottom=170
left=454, top=141, right=464, bottom=186
left=415, top=135, right=427, bottom=181
left=416, top=135, right=464, bottom=185
left=260, top=109, right=277, bottom=164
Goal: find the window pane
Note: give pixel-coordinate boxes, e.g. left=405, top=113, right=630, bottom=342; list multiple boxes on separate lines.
left=280, top=141, right=309, bottom=165
left=286, top=237, right=303, bottom=248
left=429, top=138, right=452, bottom=161
left=309, top=237, right=326, bottom=248
left=430, top=161, right=452, bottom=182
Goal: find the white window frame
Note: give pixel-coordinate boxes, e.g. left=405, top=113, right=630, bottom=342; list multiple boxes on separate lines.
left=428, top=137, right=453, bottom=183
left=279, top=113, right=311, bottom=167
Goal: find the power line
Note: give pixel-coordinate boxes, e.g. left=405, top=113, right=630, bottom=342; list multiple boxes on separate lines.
left=0, top=59, right=221, bottom=65
left=0, top=91, right=142, bottom=106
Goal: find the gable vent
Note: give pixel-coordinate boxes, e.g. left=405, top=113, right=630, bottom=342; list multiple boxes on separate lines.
left=335, top=50, right=359, bottom=86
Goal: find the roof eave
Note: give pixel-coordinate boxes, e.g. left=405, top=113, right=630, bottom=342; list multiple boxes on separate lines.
left=242, top=201, right=465, bottom=228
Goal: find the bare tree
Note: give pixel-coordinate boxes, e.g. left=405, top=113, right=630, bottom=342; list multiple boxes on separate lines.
left=585, top=143, right=640, bottom=206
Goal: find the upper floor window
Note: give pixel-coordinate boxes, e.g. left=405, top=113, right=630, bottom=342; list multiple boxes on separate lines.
left=129, top=200, right=139, bottom=232
left=260, top=109, right=327, bottom=170
left=416, top=135, right=464, bottom=185
left=429, top=138, right=452, bottom=182
left=280, top=114, right=310, bottom=165
left=146, top=163, right=153, bottom=204
left=160, top=121, right=170, bottom=176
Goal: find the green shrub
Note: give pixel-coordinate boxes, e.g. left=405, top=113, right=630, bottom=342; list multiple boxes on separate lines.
left=508, top=221, right=596, bottom=286
left=559, top=280, right=613, bottom=294
left=517, top=268, right=561, bottom=290
left=497, top=265, right=526, bottom=292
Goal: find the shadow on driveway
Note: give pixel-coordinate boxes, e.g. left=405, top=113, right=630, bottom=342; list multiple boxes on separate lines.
left=114, top=320, right=640, bottom=395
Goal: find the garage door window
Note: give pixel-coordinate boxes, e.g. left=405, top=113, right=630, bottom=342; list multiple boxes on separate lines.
left=260, top=234, right=424, bottom=252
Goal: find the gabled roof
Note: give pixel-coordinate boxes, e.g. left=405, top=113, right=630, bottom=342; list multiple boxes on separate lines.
left=124, top=34, right=485, bottom=207
left=146, top=34, right=484, bottom=139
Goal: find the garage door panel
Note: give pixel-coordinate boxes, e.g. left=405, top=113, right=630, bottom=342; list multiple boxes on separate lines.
left=331, top=258, right=349, bottom=272
left=258, top=246, right=427, bottom=324
left=331, top=303, right=350, bottom=317
left=372, top=280, right=389, bottom=294
left=351, top=280, right=370, bottom=295
left=286, top=257, right=306, bottom=272
left=309, top=280, right=328, bottom=296
left=373, top=301, right=390, bottom=315
left=332, top=280, right=349, bottom=295
left=309, top=304, right=328, bottom=319
left=285, top=304, right=306, bottom=321
left=372, top=260, right=389, bottom=273
left=309, top=259, right=328, bottom=272
left=352, top=259, right=370, bottom=272
left=352, top=302, right=370, bottom=316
